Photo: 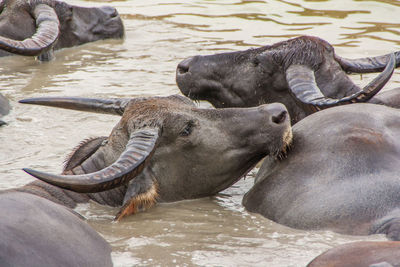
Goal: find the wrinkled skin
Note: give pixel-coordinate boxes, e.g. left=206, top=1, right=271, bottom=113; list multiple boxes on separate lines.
left=0, top=93, right=10, bottom=126
left=0, top=191, right=112, bottom=267
left=176, top=35, right=400, bottom=124
left=307, top=241, right=400, bottom=267
left=243, top=103, right=400, bottom=240
left=20, top=95, right=292, bottom=220
left=0, top=0, right=124, bottom=60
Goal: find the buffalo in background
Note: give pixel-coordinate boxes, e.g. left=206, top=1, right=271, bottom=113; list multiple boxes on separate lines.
left=0, top=0, right=124, bottom=61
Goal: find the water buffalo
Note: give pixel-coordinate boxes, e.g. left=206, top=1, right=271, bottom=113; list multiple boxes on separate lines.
left=176, top=35, right=399, bottom=124
left=0, top=0, right=124, bottom=61
left=307, top=241, right=400, bottom=267
left=0, top=93, right=10, bottom=126
left=242, top=103, right=400, bottom=240
left=0, top=191, right=112, bottom=267
left=19, top=94, right=292, bottom=220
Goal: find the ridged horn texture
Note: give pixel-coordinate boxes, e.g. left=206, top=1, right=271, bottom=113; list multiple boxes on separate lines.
left=19, top=97, right=130, bottom=115
left=336, top=51, right=400, bottom=74
left=286, top=53, right=395, bottom=110
left=23, top=128, right=160, bottom=193
left=0, top=4, right=60, bottom=56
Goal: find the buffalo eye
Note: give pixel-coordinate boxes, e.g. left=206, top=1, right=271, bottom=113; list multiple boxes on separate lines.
left=180, top=120, right=195, bottom=136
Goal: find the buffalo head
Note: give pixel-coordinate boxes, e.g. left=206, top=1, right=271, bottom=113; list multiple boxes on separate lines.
left=176, top=36, right=397, bottom=124
left=0, top=0, right=124, bottom=61
left=20, top=95, right=292, bottom=220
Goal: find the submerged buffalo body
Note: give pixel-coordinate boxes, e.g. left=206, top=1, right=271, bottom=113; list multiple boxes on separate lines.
left=0, top=191, right=112, bottom=267
left=176, top=35, right=399, bottom=124
left=243, top=103, right=400, bottom=240
left=307, top=241, right=400, bottom=267
left=0, top=0, right=124, bottom=61
left=19, top=95, right=292, bottom=220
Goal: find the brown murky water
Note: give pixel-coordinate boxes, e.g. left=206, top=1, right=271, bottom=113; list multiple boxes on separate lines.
left=1, top=0, right=399, bottom=266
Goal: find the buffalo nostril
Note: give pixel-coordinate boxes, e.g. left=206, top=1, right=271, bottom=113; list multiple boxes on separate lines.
left=101, top=6, right=118, bottom=18
left=272, top=111, right=287, bottom=124
left=177, top=56, right=195, bottom=75
left=177, top=64, right=189, bottom=75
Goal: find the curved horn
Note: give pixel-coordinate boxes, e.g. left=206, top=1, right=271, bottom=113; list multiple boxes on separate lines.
left=286, top=53, right=395, bottom=111
left=335, top=51, right=400, bottom=74
left=23, top=128, right=159, bottom=193
left=19, top=97, right=130, bottom=115
left=0, top=4, right=60, bottom=56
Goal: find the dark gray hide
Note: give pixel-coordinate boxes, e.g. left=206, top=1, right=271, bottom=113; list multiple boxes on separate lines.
left=0, top=191, right=112, bottom=267
left=243, top=103, right=400, bottom=240
left=176, top=35, right=399, bottom=124
left=0, top=93, right=10, bottom=126
left=19, top=95, right=292, bottom=220
left=307, top=241, right=400, bottom=267
left=0, top=0, right=124, bottom=61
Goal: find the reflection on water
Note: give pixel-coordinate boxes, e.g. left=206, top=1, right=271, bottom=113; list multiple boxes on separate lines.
left=0, top=0, right=399, bottom=266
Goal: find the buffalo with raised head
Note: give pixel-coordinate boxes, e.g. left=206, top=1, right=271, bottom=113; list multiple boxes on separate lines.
left=0, top=0, right=124, bottom=61
left=19, top=94, right=292, bottom=220
left=176, top=35, right=398, bottom=124
left=242, top=103, right=400, bottom=241
left=307, top=241, right=400, bottom=267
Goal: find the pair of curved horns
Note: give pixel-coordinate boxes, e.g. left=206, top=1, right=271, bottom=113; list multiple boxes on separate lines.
left=0, top=4, right=60, bottom=57
left=286, top=53, right=395, bottom=110
left=20, top=97, right=159, bottom=193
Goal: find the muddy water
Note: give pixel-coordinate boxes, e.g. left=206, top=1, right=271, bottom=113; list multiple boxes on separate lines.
left=0, top=0, right=399, bottom=266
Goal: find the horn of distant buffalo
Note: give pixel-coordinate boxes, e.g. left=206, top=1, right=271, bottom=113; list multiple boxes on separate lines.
left=23, top=128, right=159, bottom=193
left=286, top=53, right=395, bottom=110
left=335, top=51, right=400, bottom=74
left=19, top=97, right=130, bottom=115
left=0, top=4, right=60, bottom=56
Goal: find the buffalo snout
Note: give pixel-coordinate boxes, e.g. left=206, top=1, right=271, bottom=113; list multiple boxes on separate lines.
left=254, top=103, right=290, bottom=129
left=177, top=56, right=197, bottom=75
left=262, top=103, right=289, bottom=125
left=100, top=6, right=119, bottom=18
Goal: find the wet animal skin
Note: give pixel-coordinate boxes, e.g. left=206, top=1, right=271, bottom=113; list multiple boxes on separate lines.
left=19, top=94, right=292, bottom=221
left=0, top=0, right=124, bottom=61
left=176, top=35, right=399, bottom=124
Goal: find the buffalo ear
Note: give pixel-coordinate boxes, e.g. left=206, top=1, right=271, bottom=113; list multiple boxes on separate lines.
left=23, top=128, right=160, bottom=193
left=0, top=4, right=60, bottom=58
left=63, top=137, right=108, bottom=173
left=286, top=53, right=395, bottom=111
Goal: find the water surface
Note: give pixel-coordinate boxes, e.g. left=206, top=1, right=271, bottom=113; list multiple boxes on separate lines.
left=0, top=0, right=399, bottom=266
